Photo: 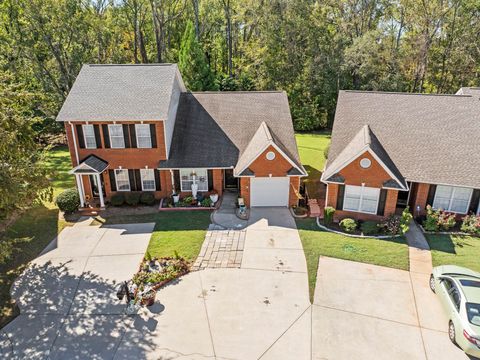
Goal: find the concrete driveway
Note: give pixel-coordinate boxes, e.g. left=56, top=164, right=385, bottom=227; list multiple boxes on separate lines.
left=0, top=218, right=155, bottom=359
left=312, top=256, right=471, bottom=360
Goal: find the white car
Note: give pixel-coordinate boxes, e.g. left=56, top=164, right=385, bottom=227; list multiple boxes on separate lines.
left=430, top=265, right=480, bottom=358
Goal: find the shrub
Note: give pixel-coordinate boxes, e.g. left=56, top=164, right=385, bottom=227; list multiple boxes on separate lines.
left=460, top=214, right=480, bottom=235
left=125, top=192, right=141, bottom=206
left=438, top=210, right=456, bottom=231
left=423, top=206, right=439, bottom=231
left=183, top=195, right=194, bottom=205
left=423, top=205, right=456, bottom=231
left=361, top=221, right=379, bottom=235
left=110, top=193, right=125, bottom=206
left=324, top=206, right=335, bottom=226
left=400, top=207, right=413, bottom=234
left=339, top=218, right=357, bottom=233
left=323, top=143, right=330, bottom=160
left=201, top=198, right=212, bottom=207
left=55, top=188, right=80, bottom=213
left=140, top=192, right=155, bottom=205
left=381, top=214, right=401, bottom=235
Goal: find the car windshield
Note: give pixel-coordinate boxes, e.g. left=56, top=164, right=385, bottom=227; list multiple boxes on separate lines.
left=466, top=303, right=480, bottom=326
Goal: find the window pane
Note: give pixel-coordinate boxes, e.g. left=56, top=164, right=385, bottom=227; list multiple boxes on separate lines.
left=343, top=186, right=361, bottom=211
left=115, top=169, right=130, bottom=191
left=360, top=187, right=379, bottom=214
left=83, top=125, right=96, bottom=149
left=433, top=185, right=452, bottom=210
left=180, top=169, right=208, bottom=192
left=454, top=187, right=472, bottom=201
left=109, top=125, right=125, bottom=148
left=141, top=169, right=155, bottom=191
left=136, top=124, right=152, bottom=148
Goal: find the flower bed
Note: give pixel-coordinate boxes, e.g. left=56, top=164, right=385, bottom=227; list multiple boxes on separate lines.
left=122, top=255, right=190, bottom=312
left=160, top=193, right=220, bottom=210
left=420, top=206, right=480, bottom=237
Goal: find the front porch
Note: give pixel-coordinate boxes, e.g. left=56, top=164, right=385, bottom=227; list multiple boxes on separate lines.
left=69, top=155, right=108, bottom=210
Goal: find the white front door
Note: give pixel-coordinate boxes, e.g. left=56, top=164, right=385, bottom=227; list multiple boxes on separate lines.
left=250, top=177, right=290, bottom=207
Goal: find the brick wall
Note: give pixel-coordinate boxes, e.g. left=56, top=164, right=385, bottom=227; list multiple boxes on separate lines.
left=410, top=182, right=430, bottom=216
left=339, top=151, right=392, bottom=187
left=239, top=177, right=251, bottom=207
left=248, top=145, right=295, bottom=177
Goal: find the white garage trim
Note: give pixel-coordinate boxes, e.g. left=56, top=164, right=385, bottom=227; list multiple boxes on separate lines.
left=250, top=177, right=290, bottom=207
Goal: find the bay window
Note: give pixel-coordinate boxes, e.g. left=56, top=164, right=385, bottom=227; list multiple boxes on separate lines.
left=433, top=185, right=472, bottom=214
left=82, top=124, right=96, bottom=149
left=135, top=124, right=152, bottom=148
left=115, top=169, right=130, bottom=191
left=180, top=169, right=208, bottom=192
left=108, top=124, right=125, bottom=148
left=140, top=169, right=156, bottom=191
left=343, top=185, right=380, bottom=214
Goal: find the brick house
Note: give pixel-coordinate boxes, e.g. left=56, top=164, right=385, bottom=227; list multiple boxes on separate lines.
left=57, top=64, right=306, bottom=209
left=321, top=89, right=480, bottom=221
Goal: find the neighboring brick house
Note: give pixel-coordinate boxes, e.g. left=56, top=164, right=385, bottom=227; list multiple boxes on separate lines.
left=57, top=64, right=306, bottom=209
left=321, top=89, right=480, bottom=221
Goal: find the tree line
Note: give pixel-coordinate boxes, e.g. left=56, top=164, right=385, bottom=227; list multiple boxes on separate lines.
left=1, top=0, right=480, bottom=217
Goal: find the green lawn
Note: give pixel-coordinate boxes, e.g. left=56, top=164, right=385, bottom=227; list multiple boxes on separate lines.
left=296, top=218, right=409, bottom=301
left=95, top=211, right=212, bottom=262
left=0, top=146, right=74, bottom=327
left=295, top=132, right=330, bottom=198
left=426, top=234, right=480, bottom=272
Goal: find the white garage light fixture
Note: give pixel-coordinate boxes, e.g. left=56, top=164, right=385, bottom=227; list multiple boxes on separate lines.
left=266, top=151, right=276, bottom=161
left=360, top=158, right=372, bottom=169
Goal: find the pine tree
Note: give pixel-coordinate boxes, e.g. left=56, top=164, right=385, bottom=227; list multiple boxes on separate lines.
left=178, top=21, right=216, bottom=91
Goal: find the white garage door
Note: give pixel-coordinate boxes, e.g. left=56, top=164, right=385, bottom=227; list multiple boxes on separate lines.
left=250, top=177, right=290, bottom=207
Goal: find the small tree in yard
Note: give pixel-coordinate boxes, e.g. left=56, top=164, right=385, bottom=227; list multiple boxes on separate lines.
left=179, top=21, right=216, bottom=91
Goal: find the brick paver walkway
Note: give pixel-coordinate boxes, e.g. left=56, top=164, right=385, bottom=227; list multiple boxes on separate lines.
left=192, top=227, right=246, bottom=270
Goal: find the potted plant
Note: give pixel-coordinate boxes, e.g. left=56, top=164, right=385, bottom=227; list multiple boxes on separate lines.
left=209, top=191, right=219, bottom=204
left=140, top=289, right=157, bottom=306
left=172, top=192, right=180, bottom=204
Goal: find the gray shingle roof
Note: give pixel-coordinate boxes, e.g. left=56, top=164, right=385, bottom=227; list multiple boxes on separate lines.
left=159, top=92, right=305, bottom=173
left=327, top=90, right=480, bottom=189
left=56, top=64, right=180, bottom=122
left=71, top=154, right=108, bottom=173
left=456, top=87, right=480, bottom=97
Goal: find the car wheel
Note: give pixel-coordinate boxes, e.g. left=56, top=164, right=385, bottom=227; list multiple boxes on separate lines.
left=429, top=274, right=436, bottom=293
left=448, top=321, right=456, bottom=345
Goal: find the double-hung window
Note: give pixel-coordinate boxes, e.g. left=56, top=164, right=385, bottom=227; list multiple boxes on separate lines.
left=180, top=169, right=208, bottom=192
left=140, top=169, right=156, bottom=191
left=115, top=169, right=130, bottom=191
left=135, top=124, right=152, bottom=148
left=83, top=124, right=96, bottom=149
left=433, top=185, right=472, bottom=214
left=109, top=124, right=125, bottom=148
left=343, top=185, right=380, bottom=214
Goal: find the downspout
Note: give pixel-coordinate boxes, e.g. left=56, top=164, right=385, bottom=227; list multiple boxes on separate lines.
left=69, top=122, right=80, bottom=166
left=169, top=169, right=176, bottom=195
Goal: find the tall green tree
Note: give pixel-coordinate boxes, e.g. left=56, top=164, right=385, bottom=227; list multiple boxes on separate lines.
left=0, top=72, right=52, bottom=219
left=179, top=20, right=216, bottom=91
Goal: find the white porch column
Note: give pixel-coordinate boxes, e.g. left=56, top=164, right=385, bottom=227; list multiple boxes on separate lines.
left=75, top=174, right=85, bottom=207
left=170, top=169, right=176, bottom=194
left=96, top=173, right=105, bottom=208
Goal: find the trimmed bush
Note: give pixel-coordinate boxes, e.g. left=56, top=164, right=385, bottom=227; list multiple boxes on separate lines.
left=324, top=206, right=335, bottom=226
left=461, top=214, right=480, bottom=235
left=140, top=192, right=155, bottom=205
left=361, top=221, right=379, bottom=235
left=339, top=218, right=357, bottom=233
left=125, top=192, right=141, bottom=206
left=110, top=193, right=125, bottom=206
left=55, top=188, right=80, bottom=213
left=423, top=206, right=439, bottom=231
